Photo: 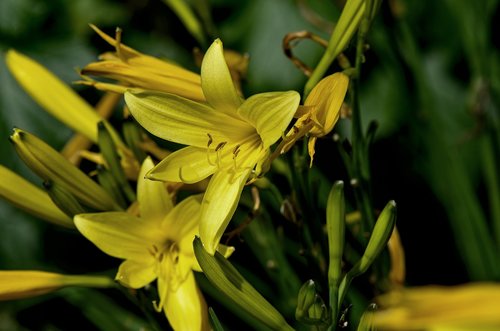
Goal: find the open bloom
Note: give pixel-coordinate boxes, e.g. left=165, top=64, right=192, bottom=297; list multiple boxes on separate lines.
left=125, top=39, right=300, bottom=254
left=75, top=158, right=228, bottom=330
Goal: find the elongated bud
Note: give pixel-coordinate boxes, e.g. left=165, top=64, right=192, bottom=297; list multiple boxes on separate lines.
left=10, top=128, right=121, bottom=211
left=326, top=181, right=345, bottom=323
left=0, top=165, right=73, bottom=227
left=96, top=166, right=128, bottom=209
left=44, top=180, right=87, bottom=217
left=122, top=118, right=147, bottom=162
left=338, top=201, right=397, bottom=308
left=193, top=237, right=294, bottom=331
left=0, top=270, right=114, bottom=300
left=296, top=279, right=319, bottom=320
left=5, top=50, right=102, bottom=142
left=353, top=200, right=397, bottom=276
left=327, top=181, right=345, bottom=285
left=97, top=121, right=136, bottom=203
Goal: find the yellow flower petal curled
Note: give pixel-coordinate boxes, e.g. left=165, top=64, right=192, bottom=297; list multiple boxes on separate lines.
left=126, top=39, right=300, bottom=254
left=0, top=271, right=114, bottom=301
left=304, top=72, right=349, bottom=136
left=281, top=72, right=349, bottom=166
left=5, top=50, right=102, bottom=142
left=82, top=25, right=205, bottom=101
left=0, top=165, right=72, bottom=227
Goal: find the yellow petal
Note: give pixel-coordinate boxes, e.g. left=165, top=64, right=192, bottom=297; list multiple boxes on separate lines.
left=373, top=283, right=500, bottom=330
left=200, top=168, right=252, bottom=255
left=116, top=260, right=156, bottom=289
left=5, top=50, right=102, bottom=141
left=82, top=61, right=205, bottom=101
left=237, top=91, right=300, bottom=148
left=162, top=194, right=203, bottom=241
left=74, top=212, right=159, bottom=261
left=125, top=90, right=252, bottom=148
left=164, top=272, right=209, bottom=331
left=306, top=72, right=349, bottom=136
left=138, top=157, right=174, bottom=222
left=147, top=146, right=216, bottom=183
left=0, top=270, right=113, bottom=300
left=0, top=165, right=72, bottom=227
left=201, top=39, right=242, bottom=114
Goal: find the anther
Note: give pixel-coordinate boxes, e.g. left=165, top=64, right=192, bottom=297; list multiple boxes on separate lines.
left=233, top=145, right=241, bottom=159
left=215, top=141, right=227, bottom=151
left=207, top=133, right=213, bottom=147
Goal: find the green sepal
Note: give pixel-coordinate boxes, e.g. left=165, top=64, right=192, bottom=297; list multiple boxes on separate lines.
left=43, top=180, right=87, bottom=218
left=97, top=121, right=136, bottom=203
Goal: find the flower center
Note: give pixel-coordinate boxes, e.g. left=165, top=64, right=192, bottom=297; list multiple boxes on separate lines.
left=149, top=239, right=179, bottom=265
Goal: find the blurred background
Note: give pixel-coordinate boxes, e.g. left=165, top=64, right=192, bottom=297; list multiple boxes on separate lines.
left=0, top=0, right=499, bottom=330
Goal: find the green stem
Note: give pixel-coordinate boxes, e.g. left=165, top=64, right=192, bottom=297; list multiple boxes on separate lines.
left=350, top=11, right=375, bottom=234
left=482, top=133, right=500, bottom=249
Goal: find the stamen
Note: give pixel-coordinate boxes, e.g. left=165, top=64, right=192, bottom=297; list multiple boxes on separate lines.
left=115, top=27, right=123, bottom=61
left=207, top=133, right=213, bottom=148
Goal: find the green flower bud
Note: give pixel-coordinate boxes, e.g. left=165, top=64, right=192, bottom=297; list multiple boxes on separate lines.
left=296, top=279, right=318, bottom=320
left=354, top=200, right=397, bottom=276
left=10, top=128, right=121, bottom=211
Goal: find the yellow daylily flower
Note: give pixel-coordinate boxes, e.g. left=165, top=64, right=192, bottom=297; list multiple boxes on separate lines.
left=81, top=25, right=205, bottom=101
left=5, top=50, right=103, bottom=142
left=372, top=283, right=500, bottom=330
left=0, top=270, right=113, bottom=300
left=124, top=39, right=300, bottom=254
left=75, top=157, right=232, bottom=330
left=281, top=72, right=349, bottom=166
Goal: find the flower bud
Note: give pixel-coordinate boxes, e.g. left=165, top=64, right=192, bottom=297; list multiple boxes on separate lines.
left=5, top=50, right=102, bottom=142
left=295, top=279, right=319, bottom=320
left=0, top=270, right=114, bottom=300
left=0, top=165, right=72, bottom=227
left=10, top=128, right=121, bottom=211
